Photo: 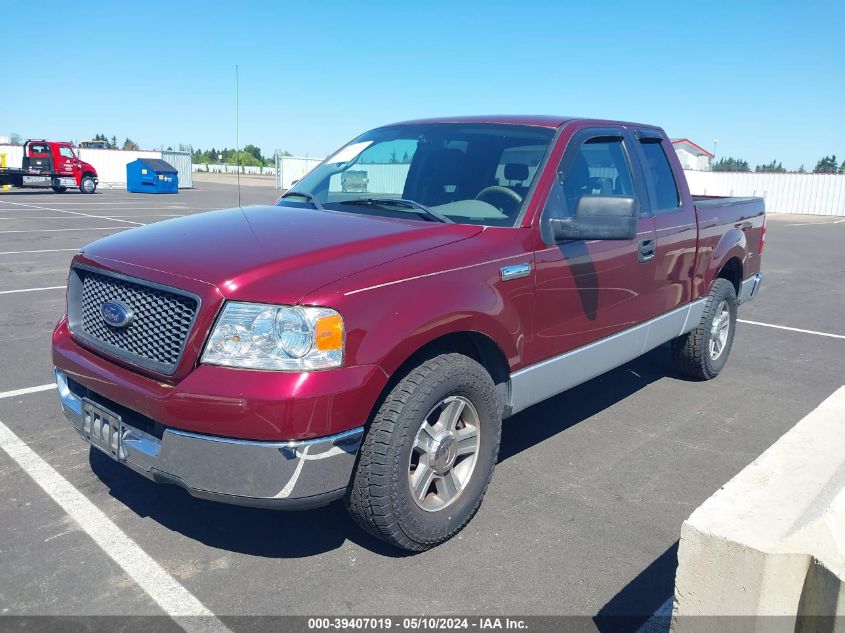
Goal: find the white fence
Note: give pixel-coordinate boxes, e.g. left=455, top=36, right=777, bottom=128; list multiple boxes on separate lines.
left=0, top=145, right=193, bottom=188
left=685, top=171, right=845, bottom=216
left=275, top=156, right=323, bottom=189
left=192, top=163, right=276, bottom=175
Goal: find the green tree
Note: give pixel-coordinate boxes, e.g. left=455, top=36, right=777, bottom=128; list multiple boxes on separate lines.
left=227, top=150, right=261, bottom=167
left=840, top=159, right=845, bottom=174
left=814, top=155, right=839, bottom=173
left=755, top=160, right=786, bottom=173
left=712, top=157, right=750, bottom=172
left=110, top=135, right=118, bottom=149
left=122, top=138, right=140, bottom=151
left=243, top=144, right=263, bottom=163
left=797, top=165, right=806, bottom=174
left=9, top=132, right=22, bottom=145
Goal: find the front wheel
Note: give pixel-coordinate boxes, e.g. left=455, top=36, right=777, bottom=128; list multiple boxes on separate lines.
left=80, top=175, right=97, bottom=194
left=346, top=353, right=502, bottom=551
left=672, top=278, right=738, bottom=380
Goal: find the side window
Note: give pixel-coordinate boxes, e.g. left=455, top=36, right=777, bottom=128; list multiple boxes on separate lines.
left=59, top=146, right=75, bottom=159
left=544, top=136, right=635, bottom=220
left=638, top=139, right=680, bottom=212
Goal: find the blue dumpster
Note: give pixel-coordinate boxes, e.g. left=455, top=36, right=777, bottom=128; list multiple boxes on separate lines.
left=126, top=158, right=179, bottom=194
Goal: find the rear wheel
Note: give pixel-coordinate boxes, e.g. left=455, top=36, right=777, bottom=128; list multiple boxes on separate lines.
left=672, top=278, right=738, bottom=380
left=346, top=353, right=501, bottom=551
left=80, top=175, right=96, bottom=194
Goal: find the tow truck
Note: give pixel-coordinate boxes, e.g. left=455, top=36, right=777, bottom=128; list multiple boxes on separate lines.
left=0, top=140, right=98, bottom=193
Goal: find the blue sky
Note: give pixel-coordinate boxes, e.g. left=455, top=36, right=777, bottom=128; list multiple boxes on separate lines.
left=3, top=0, right=843, bottom=169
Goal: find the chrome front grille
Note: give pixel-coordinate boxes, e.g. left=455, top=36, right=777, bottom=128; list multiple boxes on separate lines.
left=68, top=266, right=199, bottom=375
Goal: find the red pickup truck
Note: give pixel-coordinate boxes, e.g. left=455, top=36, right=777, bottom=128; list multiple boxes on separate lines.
left=52, top=116, right=764, bottom=551
left=0, top=140, right=99, bottom=193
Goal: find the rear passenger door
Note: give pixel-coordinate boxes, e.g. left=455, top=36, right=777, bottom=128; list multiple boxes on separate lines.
left=632, top=131, right=698, bottom=313
left=530, top=127, right=658, bottom=360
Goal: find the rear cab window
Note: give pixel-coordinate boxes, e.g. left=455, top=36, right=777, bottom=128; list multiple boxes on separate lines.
left=637, top=138, right=680, bottom=213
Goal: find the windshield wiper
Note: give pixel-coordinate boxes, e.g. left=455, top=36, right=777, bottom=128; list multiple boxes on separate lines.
left=280, top=191, right=324, bottom=210
left=337, top=198, right=453, bottom=223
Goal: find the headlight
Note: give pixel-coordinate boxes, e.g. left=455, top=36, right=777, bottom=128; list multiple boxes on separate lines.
left=201, top=302, right=344, bottom=370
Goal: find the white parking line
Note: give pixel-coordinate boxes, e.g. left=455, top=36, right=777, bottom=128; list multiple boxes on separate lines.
left=0, top=419, right=230, bottom=632
left=0, top=248, right=79, bottom=256
left=0, top=384, right=56, bottom=399
left=738, top=319, right=845, bottom=340
left=0, top=200, right=146, bottom=226
left=0, top=227, right=124, bottom=234
left=0, top=285, right=65, bottom=295
left=0, top=201, right=184, bottom=206
left=786, top=219, right=845, bottom=226
left=0, top=214, right=185, bottom=220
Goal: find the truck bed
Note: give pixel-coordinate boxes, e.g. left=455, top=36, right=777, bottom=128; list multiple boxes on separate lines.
left=693, top=195, right=764, bottom=209
left=693, top=195, right=765, bottom=287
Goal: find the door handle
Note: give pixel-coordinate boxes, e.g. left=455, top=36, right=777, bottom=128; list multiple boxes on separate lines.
left=638, top=239, right=655, bottom=263
left=735, top=221, right=753, bottom=231
left=500, top=263, right=531, bottom=281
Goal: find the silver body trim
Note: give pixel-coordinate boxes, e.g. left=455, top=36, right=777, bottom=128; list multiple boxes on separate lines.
left=55, top=370, right=363, bottom=508
left=509, top=300, right=707, bottom=414
left=738, top=273, right=763, bottom=304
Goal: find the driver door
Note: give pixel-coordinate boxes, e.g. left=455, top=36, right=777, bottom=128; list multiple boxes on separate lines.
left=528, top=127, right=658, bottom=363
left=54, top=144, right=76, bottom=177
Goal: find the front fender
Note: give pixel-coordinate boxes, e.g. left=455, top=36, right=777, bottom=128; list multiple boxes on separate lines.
left=304, top=229, right=535, bottom=379
left=80, top=162, right=98, bottom=178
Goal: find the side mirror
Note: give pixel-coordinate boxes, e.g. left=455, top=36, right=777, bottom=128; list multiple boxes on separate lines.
left=550, top=195, right=638, bottom=241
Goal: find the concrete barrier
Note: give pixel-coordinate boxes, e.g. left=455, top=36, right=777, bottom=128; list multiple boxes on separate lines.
left=672, top=386, right=845, bottom=632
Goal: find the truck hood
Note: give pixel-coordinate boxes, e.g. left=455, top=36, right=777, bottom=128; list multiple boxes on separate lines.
left=83, top=205, right=482, bottom=304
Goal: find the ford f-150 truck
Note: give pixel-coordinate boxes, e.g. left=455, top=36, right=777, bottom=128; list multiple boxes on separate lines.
left=52, top=116, right=765, bottom=551
left=0, top=140, right=99, bottom=193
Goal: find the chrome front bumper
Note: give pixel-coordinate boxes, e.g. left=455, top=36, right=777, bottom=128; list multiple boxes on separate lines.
left=738, top=273, right=764, bottom=304
left=55, top=370, right=363, bottom=509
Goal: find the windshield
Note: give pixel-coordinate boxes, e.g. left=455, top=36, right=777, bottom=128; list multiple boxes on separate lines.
left=276, top=123, right=556, bottom=227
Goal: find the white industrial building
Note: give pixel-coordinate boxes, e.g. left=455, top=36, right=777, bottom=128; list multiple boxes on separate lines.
left=671, top=138, right=714, bottom=171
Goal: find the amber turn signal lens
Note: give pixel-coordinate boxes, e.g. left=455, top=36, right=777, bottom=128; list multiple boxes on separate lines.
left=314, top=314, right=344, bottom=351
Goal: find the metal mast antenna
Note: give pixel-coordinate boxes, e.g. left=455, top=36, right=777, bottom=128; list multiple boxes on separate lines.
left=236, top=64, right=241, bottom=207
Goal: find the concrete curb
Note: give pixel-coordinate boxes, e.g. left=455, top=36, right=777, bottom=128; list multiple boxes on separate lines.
left=672, top=386, right=845, bottom=628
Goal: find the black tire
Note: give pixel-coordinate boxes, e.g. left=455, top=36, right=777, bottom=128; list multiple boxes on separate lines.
left=346, top=353, right=502, bottom=551
left=51, top=185, right=67, bottom=193
left=80, top=175, right=97, bottom=194
left=672, top=278, right=738, bottom=380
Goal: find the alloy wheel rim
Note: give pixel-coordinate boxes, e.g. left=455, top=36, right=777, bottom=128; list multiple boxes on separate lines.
left=408, top=395, right=481, bottom=512
left=709, top=300, right=731, bottom=360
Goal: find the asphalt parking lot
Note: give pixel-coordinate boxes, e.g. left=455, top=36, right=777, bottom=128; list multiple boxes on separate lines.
left=1, top=183, right=843, bottom=630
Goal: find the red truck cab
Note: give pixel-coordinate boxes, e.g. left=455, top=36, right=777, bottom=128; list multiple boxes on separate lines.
left=0, top=140, right=99, bottom=193
left=52, top=116, right=764, bottom=551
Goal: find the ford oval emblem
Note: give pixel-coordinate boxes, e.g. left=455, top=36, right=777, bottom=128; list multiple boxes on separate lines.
left=100, top=300, right=134, bottom=328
